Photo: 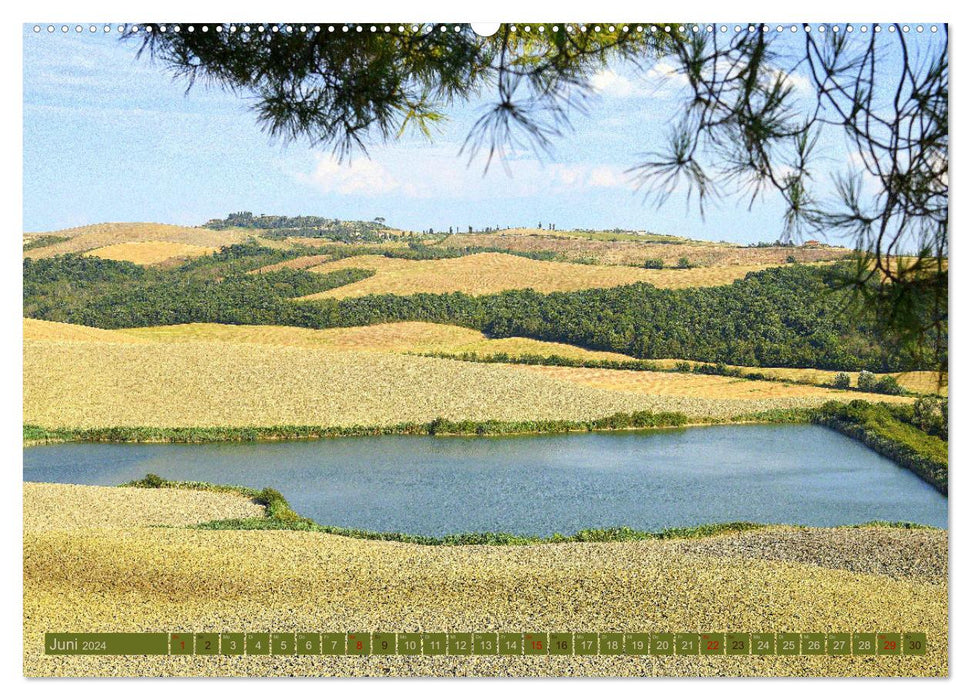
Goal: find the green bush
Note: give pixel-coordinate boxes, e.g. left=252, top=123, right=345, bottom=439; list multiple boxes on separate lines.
left=874, top=375, right=904, bottom=395
left=913, top=397, right=948, bottom=440
left=833, top=372, right=851, bottom=389
left=676, top=256, right=691, bottom=269
left=644, top=258, right=664, bottom=269
left=786, top=255, right=797, bottom=264
left=141, top=473, right=166, bottom=488
left=857, top=370, right=876, bottom=392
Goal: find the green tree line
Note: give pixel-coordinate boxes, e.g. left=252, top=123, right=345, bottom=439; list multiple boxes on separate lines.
left=23, top=249, right=944, bottom=372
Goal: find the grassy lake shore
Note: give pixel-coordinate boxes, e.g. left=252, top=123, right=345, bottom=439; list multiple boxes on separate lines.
left=23, top=398, right=949, bottom=493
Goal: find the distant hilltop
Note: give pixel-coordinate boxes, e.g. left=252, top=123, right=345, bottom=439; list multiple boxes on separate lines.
left=202, top=211, right=399, bottom=243
left=23, top=218, right=856, bottom=271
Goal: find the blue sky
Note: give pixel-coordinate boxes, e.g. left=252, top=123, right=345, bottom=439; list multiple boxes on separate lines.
left=23, top=26, right=899, bottom=243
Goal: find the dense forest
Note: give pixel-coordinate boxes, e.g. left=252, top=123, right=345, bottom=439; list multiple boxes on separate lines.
left=23, top=249, right=372, bottom=328
left=23, top=246, right=945, bottom=372
left=202, top=211, right=396, bottom=243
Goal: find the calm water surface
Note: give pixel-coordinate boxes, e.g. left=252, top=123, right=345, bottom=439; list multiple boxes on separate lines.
left=23, top=424, right=947, bottom=535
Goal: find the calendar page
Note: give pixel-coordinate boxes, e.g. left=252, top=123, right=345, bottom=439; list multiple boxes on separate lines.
left=22, top=21, right=948, bottom=678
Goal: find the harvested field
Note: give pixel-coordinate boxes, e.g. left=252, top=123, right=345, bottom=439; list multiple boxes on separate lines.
left=23, top=483, right=946, bottom=677
left=254, top=254, right=333, bottom=272
left=651, top=360, right=946, bottom=396
left=438, top=231, right=853, bottom=267
left=24, top=338, right=852, bottom=429
left=83, top=241, right=218, bottom=265
left=23, top=482, right=264, bottom=532
left=123, top=320, right=485, bottom=352
left=23, top=318, right=146, bottom=344
left=275, top=238, right=410, bottom=249
left=117, top=321, right=946, bottom=393
left=512, top=365, right=912, bottom=404
left=891, top=371, right=948, bottom=396
left=299, top=253, right=773, bottom=299
left=25, top=318, right=941, bottom=400
left=22, top=223, right=253, bottom=259
left=121, top=321, right=638, bottom=362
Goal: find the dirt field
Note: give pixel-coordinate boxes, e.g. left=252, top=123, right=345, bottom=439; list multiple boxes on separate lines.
left=24, top=318, right=148, bottom=343
left=439, top=230, right=853, bottom=267
left=24, top=319, right=940, bottom=416
left=113, top=320, right=637, bottom=361
left=23, top=483, right=947, bottom=677
left=512, top=365, right=912, bottom=404
left=83, top=241, right=219, bottom=265
left=22, top=222, right=253, bottom=259
left=30, top=319, right=936, bottom=395
left=297, top=253, right=776, bottom=299
left=26, top=337, right=862, bottom=429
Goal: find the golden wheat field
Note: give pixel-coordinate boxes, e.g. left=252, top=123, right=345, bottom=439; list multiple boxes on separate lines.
left=22, top=222, right=255, bottom=259
left=115, top=320, right=638, bottom=361
left=512, top=365, right=913, bottom=404
left=648, top=359, right=946, bottom=396
left=255, top=253, right=334, bottom=272
left=83, top=241, right=219, bottom=265
left=24, top=483, right=947, bottom=677
left=439, top=231, right=854, bottom=268
left=22, top=318, right=146, bottom=343
left=25, top=330, right=871, bottom=429
left=108, top=320, right=946, bottom=395
left=296, top=253, right=775, bottom=299
left=25, top=318, right=941, bottom=400
left=117, top=319, right=484, bottom=351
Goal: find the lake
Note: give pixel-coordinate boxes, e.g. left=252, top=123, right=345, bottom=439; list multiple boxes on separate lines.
left=23, top=424, right=947, bottom=535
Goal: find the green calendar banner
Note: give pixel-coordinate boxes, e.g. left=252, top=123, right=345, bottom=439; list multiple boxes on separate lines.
left=43, top=631, right=927, bottom=657
left=44, top=633, right=169, bottom=656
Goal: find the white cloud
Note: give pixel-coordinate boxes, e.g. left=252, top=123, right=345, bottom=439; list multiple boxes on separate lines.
left=296, top=153, right=404, bottom=196
left=291, top=147, right=639, bottom=202
left=769, top=68, right=813, bottom=95
left=589, top=69, right=639, bottom=98
left=642, top=60, right=690, bottom=96
left=587, top=165, right=634, bottom=190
